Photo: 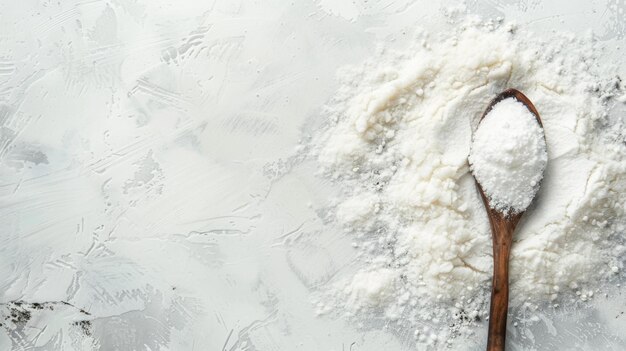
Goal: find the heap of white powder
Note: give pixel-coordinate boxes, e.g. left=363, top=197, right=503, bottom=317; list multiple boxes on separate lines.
left=310, top=15, right=626, bottom=349
left=469, top=98, right=548, bottom=213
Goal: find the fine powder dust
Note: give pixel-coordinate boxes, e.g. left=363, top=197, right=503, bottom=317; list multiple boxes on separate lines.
left=310, top=16, right=626, bottom=347
left=469, top=98, right=548, bottom=213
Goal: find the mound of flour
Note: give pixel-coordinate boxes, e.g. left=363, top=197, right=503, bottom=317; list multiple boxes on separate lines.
left=469, top=98, right=548, bottom=213
left=311, top=17, right=626, bottom=346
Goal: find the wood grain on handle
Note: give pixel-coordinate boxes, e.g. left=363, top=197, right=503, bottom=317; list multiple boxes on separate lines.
left=477, top=188, right=523, bottom=351
left=484, top=210, right=518, bottom=351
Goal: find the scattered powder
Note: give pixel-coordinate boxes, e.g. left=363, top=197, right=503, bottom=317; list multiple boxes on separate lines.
left=310, top=15, right=626, bottom=348
left=469, top=98, right=548, bottom=213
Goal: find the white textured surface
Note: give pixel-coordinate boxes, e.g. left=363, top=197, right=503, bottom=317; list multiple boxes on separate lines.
left=0, top=0, right=624, bottom=350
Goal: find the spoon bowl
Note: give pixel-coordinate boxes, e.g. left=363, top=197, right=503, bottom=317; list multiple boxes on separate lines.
left=472, top=88, right=545, bottom=351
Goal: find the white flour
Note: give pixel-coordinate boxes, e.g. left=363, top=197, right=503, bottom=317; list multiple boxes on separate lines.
left=311, top=16, right=626, bottom=347
left=469, top=98, right=548, bottom=213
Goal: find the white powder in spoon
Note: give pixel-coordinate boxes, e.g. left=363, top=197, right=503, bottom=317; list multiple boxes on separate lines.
left=469, top=98, right=548, bottom=213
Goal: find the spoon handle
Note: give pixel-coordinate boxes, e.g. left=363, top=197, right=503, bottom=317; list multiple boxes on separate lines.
left=486, top=217, right=515, bottom=351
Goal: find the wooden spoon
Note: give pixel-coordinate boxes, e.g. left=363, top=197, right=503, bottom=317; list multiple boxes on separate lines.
left=471, top=89, right=545, bottom=351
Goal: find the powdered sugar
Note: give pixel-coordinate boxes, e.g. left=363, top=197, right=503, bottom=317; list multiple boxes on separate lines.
left=469, top=98, right=548, bottom=213
left=311, top=16, right=626, bottom=348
